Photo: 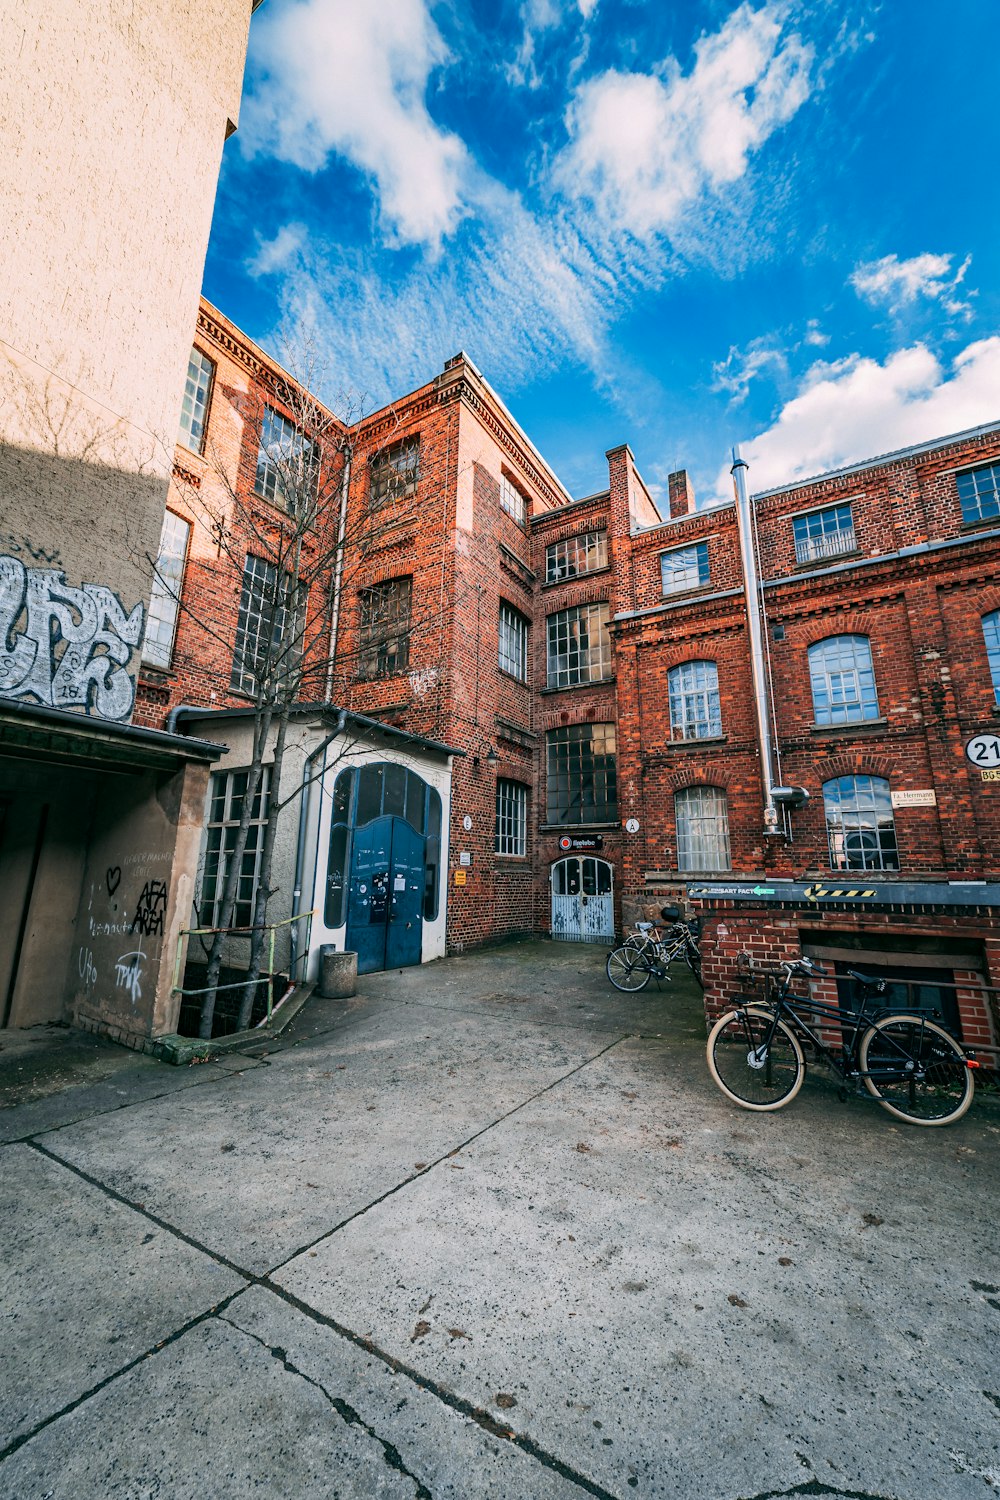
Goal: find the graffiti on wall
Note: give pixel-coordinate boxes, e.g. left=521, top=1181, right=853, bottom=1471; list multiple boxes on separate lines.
left=0, top=555, right=144, bottom=721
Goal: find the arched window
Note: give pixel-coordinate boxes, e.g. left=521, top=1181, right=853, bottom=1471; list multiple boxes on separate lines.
left=668, top=661, right=721, bottom=740
left=674, top=786, right=731, bottom=872
left=983, top=611, right=1000, bottom=705
left=822, top=775, right=898, bottom=872
left=808, top=636, right=879, bottom=725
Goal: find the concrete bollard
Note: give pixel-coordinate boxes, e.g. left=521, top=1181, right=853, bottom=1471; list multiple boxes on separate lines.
left=319, top=946, right=358, bottom=999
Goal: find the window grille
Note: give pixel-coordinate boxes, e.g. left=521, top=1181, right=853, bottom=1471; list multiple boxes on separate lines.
left=956, top=463, right=1000, bottom=525
left=178, top=347, right=214, bottom=454
left=201, top=766, right=271, bottom=928
left=792, top=503, right=856, bottom=563
left=546, top=601, right=612, bottom=688
left=499, top=473, right=527, bottom=525
left=808, top=635, right=879, bottom=725
left=823, top=775, right=899, bottom=871
left=545, top=530, right=608, bottom=583
left=668, top=660, right=722, bottom=740
left=358, top=577, right=412, bottom=678
left=142, top=511, right=189, bottom=668
left=674, top=786, right=731, bottom=871
left=661, top=541, right=709, bottom=595
left=369, top=436, right=420, bottom=509
left=495, top=779, right=528, bottom=856
left=231, top=554, right=299, bottom=696
left=255, top=406, right=318, bottom=514
left=546, top=723, right=617, bottom=824
left=499, top=602, right=529, bottom=680
left=984, top=611, right=1000, bottom=705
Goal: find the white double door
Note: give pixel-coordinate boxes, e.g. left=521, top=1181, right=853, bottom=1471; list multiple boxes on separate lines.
left=550, top=856, right=614, bottom=943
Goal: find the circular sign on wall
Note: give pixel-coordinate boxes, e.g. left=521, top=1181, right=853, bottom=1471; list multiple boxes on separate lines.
left=965, top=733, right=1000, bottom=769
left=625, top=818, right=640, bottom=833
left=462, top=814, right=473, bottom=831
left=559, top=836, right=572, bottom=851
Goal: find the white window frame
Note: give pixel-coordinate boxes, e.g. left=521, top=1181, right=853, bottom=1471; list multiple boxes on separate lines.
left=499, top=473, right=527, bottom=526
left=674, top=785, right=731, bottom=872
left=808, top=635, right=879, bottom=725
left=201, top=766, right=272, bottom=929
left=546, top=601, right=612, bottom=688
left=178, top=347, right=214, bottom=455
left=823, top=774, right=899, bottom=872
left=792, top=503, right=856, bottom=564
left=668, top=660, right=722, bottom=740
left=983, top=611, right=1000, bottom=704
left=142, top=510, right=190, bottom=668
left=545, top=530, right=608, bottom=583
left=661, top=541, right=709, bottom=596
left=495, top=779, right=528, bottom=856
left=499, top=602, right=529, bottom=681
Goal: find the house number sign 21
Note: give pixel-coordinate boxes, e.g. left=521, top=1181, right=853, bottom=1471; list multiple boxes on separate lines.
left=965, top=733, right=1000, bottom=770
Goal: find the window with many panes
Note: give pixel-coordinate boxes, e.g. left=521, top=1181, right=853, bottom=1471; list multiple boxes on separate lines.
left=792, top=502, right=856, bottom=564
left=231, top=554, right=298, bottom=695
left=369, top=436, right=420, bottom=509
left=546, top=601, right=612, bottom=688
left=546, top=723, right=617, bottom=824
left=667, top=661, right=722, bottom=740
left=823, top=775, right=899, bottom=871
left=142, top=511, right=190, bottom=668
left=496, top=779, right=528, bottom=856
left=674, top=786, right=731, bottom=872
left=545, top=530, right=608, bottom=583
left=255, top=406, right=318, bottom=514
left=178, top=347, right=214, bottom=454
left=499, top=473, right=527, bottom=525
left=358, top=577, right=412, bottom=678
left=808, top=635, right=879, bottom=725
left=957, top=463, right=1000, bottom=525
left=661, top=541, right=709, bottom=595
left=201, top=767, right=271, bottom=928
left=983, top=611, right=1000, bottom=704
left=498, top=602, right=529, bottom=680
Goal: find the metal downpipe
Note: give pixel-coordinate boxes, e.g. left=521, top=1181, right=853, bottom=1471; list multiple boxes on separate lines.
left=731, top=446, right=781, bottom=838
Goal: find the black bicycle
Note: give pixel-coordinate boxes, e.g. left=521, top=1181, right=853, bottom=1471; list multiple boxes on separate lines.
left=706, top=954, right=978, bottom=1126
left=606, top=906, right=703, bottom=991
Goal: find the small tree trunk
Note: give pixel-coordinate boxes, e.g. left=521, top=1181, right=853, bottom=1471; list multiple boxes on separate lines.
left=235, top=710, right=291, bottom=1030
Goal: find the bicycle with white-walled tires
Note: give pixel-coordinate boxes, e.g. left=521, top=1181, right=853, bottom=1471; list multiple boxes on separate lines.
left=706, top=953, right=978, bottom=1126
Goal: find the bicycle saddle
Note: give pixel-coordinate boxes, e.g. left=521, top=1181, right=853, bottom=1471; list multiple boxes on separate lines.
left=844, top=968, right=886, bottom=992
left=636, top=921, right=654, bottom=931
left=660, top=905, right=681, bottom=922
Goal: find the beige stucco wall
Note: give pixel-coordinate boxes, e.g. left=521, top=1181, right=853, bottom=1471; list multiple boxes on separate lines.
left=0, top=0, right=252, bottom=671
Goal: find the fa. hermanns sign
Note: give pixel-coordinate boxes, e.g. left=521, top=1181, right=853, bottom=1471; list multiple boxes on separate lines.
left=687, top=879, right=1000, bottom=908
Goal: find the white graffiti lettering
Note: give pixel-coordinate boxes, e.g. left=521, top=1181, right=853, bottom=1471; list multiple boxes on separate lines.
left=0, top=555, right=144, bottom=721
left=77, top=945, right=97, bottom=990
left=114, top=946, right=144, bottom=1006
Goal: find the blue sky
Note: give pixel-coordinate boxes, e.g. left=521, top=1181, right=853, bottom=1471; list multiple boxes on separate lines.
left=204, top=0, right=1000, bottom=509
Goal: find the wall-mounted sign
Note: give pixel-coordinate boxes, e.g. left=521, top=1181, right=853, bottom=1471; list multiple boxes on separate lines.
left=454, top=869, right=467, bottom=886
left=965, top=733, right=1000, bottom=770
left=462, top=815, right=473, bottom=831
left=983, top=768, right=1000, bottom=783
left=687, top=879, right=1000, bottom=908
left=625, top=818, right=640, bottom=833
left=459, top=851, right=472, bottom=866
left=890, top=789, right=936, bottom=808
left=558, top=835, right=603, bottom=852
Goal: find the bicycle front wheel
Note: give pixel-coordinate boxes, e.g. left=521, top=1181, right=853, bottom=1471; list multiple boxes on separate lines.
left=860, top=1015, right=974, bottom=1126
left=706, top=1005, right=804, bottom=1111
left=606, top=946, right=651, bottom=992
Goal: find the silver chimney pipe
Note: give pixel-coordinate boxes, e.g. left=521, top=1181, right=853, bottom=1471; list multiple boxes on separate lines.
left=731, top=446, right=781, bottom=838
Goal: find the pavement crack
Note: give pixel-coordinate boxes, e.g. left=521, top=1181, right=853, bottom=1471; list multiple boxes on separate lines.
left=220, top=1317, right=433, bottom=1499
left=737, top=1483, right=901, bottom=1500
left=267, top=1032, right=630, bottom=1274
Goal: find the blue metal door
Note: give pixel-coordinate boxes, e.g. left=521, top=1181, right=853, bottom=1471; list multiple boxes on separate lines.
left=347, top=816, right=425, bottom=974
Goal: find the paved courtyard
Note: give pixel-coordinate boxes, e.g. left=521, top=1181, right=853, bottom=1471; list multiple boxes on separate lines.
left=1, top=940, right=998, bottom=1500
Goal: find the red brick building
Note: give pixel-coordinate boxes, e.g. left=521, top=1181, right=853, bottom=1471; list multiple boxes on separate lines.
left=141, top=299, right=1000, bottom=1056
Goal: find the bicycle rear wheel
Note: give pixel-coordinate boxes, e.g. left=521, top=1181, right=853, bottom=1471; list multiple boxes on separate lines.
left=860, top=1015, right=974, bottom=1126
left=606, top=945, right=651, bottom=992
left=706, top=1005, right=804, bottom=1111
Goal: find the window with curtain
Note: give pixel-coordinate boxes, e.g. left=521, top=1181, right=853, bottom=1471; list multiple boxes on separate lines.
left=823, top=775, right=899, bottom=871
left=808, top=635, right=880, bottom=725
left=674, top=786, right=731, bottom=872
left=668, top=660, right=722, bottom=740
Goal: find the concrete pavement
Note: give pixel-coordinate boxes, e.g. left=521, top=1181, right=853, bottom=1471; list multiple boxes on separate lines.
left=2, top=940, right=998, bottom=1499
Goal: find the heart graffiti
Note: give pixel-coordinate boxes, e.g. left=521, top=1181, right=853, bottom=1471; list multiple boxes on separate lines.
left=106, top=866, right=122, bottom=896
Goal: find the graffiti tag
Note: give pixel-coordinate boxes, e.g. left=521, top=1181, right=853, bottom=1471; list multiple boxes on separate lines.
left=130, top=879, right=167, bottom=937
left=77, top=946, right=98, bottom=991
left=0, top=555, right=144, bottom=721
left=114, top=946, right=144, bottom=1005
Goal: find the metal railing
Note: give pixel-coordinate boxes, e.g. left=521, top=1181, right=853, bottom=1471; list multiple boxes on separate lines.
left=172, top=909, right=315, bottom=1028
left=794, top=526, right=857, bottom=565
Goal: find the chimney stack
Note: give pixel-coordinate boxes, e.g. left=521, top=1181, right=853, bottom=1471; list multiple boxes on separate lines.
left=668, top=469, right=695, bottom=519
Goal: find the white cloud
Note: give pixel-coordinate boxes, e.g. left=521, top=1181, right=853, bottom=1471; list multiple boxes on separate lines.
left=240, top=0, right=467, bottom=249
left=246, top=223, right=309, bottom=278
left=850, top=252, right=974, bottom=318
left=712, top=338, right=787, bottom=402
left=712, top=336, right=1000, bottom=497
left=506, top=0, right=599, bottom=89
left=555, top=3, right=812, bottom=239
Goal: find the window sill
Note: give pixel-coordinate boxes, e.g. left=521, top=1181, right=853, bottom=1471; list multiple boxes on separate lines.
left=495, top=854, right=530, bottom=863
left=498, top=667, right=530, bottom=688
left=541, top=676, right=616, bottom=695
left=660, top=583, right=712, bottom=603
left=809, top=717, right=887, bottom=735
left=792, top=546, right=861, bottom=570
left=960, top=515, right=1000, bottom=534
left=661, top=734, right=728, bottom=751
left=541, top=563, right=613, bottom=590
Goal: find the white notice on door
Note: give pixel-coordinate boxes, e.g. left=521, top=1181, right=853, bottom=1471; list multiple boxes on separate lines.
left=394, top=874, right=406, bottom=891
